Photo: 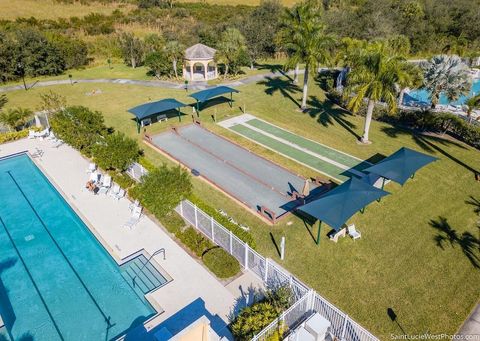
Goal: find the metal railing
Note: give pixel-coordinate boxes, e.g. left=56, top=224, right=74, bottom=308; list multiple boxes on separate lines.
left=175, top=199, right=379, bottom=341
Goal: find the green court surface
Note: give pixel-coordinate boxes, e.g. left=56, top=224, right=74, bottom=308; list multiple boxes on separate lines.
left=227, top=116, right=370, bottom=182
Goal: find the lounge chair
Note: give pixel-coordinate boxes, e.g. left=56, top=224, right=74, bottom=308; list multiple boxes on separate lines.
left=129, top=199, right=140, bottom=211
left=109, top=184, right=125, bottom=200
left=89, top=171, right=100, bottom=183
left=347, top=224, right=361, bottom=240
left=97, top=175, right=112, bottom=195
left=30, top=147, right=44, bottom=158
left=329, top=227, right=346, bottom=243
left=87, top=163, right=96, bottom=173
left=51, top=139, right=64, bottom=148
left=124, top=206, right=142, bottom=229
left=34, top=128, right=49, bottom=139
left=28, top=130, right=36, bottom=139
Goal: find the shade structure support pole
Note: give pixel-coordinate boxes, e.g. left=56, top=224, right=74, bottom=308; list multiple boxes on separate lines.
left=177, top=108, right=181, bottom=122
left=411, top=172, right=415, bottom=179
left=230, top=92, right=233, bottom=108
left=378, top=177, right=386, bottom=202
left=196, top=100, right=200, bottom=116
left=360, top=207, right=365, bottom=214
left=316, top=221, right=322, bottom=245
left=136, top=118, right=140, bottom=134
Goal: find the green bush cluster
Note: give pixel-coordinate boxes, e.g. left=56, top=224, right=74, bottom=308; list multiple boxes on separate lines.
left=188, top=194, right=256, bottom=248
left=0, top=130, right=29, bottom=144
left=158, top=211, right=241, bottom=279
left=230, top=286, right=293, bottom=340
left=93, top=132, right=140, bottom=172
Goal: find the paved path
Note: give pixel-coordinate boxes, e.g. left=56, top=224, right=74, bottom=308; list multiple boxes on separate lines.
left=456, top=302, right=480, bottom=337
left=0, top=69, right=304, bottom=93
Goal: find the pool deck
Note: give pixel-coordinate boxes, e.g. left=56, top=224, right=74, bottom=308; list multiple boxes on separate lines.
left=0, top=138, right=264, bottom=340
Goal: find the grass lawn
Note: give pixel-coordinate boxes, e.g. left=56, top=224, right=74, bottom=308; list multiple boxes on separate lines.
left=3, top=75, right=480, bottom=338
left=0, top=0, right=134, bottom=20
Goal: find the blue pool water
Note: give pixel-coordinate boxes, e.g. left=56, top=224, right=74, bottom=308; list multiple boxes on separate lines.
left=0, top=154, right=156, bottom=341
left=406, top=78, right=480, bottom=106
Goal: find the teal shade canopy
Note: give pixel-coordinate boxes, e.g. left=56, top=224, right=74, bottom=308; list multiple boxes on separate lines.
left=189, top=86, right=239, bottom=103
left=363, top=147, right=438, bottom=185
left=128, top=98, right=187, bottom=120
left=298, top=177, right=389, bottom=230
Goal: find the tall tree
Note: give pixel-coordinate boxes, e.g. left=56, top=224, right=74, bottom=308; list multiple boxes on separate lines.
left=216, top=28, right=248, bottom=76
left=0, top=107, right=33, bottom=131
left=241, top=0, right=283, bottom=69
left=466, top=94, right=480, bottom=122
left=422, top=55, right=472, bottom=109
left=283, top=1, right=335, bottom=110
left=345, top=43, right=408, bottom=143
left=118, top=32, right=145, bottom=68
left=163, top=40, right=184, bottom=79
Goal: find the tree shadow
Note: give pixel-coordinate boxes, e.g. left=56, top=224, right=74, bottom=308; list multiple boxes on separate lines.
left=466, top=196, right=480, bottom=215
left=257, top=76, right=301, bottom=108
left=256, top=63, right=285, bottom=74
left=429, top=216, right=480, bottom=269
left=380, top=126, right=479, bottom=175
left=306, top=96, right=361, bottom=140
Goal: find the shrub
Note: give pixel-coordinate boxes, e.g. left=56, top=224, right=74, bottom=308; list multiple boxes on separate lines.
left=145, top=51, right=171, bottom=79
left=176, top=226, right=212, bottom=257
left=0, top=130, right=28, bottom=144
left=50, top=106, right=107, bottom=156
left=93, top=132, right=139, bottom=172
left=110, top=171, right=136, bottom=190
left=189, top=194, right=256, bottom=248
left=134, top=164, right=192, bottom=218
left=158, top=211, right=186, bottom=234
left=230, top=286, right=293, bottom=340
left=202, top=247, right=240, bottom=279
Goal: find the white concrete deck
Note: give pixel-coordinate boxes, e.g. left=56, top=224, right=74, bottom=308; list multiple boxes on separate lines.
left=0, top=138, right=263, bottom=339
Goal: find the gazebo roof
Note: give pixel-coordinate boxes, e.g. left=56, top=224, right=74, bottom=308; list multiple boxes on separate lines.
left=185, top=43, right=216, bottom=60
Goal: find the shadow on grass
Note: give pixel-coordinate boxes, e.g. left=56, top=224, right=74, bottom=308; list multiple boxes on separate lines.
left=380, top=126, right=478, bottom=175
left=256, top=63, right=285, bottom=75
left=257, top=76, right=301, bottom=109
left=429, top=216, right=480, bottom=269
left=192, top=96, right=234, bottom=112
left=466, top=196, right=480, bottom=215
left=270, top=232, right=281, bottom=258
left=306, top=96, right=361, bottom=140
left=293, top=209, right=318, bottom=244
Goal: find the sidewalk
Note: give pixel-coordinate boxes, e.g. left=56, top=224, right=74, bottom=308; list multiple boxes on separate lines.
left=457, top=302, right=480, bottom=336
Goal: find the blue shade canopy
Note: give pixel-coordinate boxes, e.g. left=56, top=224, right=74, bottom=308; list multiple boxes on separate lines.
left=128, top=99, right=187, bottom=120
left=298, top=177, right=390, bottom=230
left=189, top=86, right=239, bottom=103
left=363, top=147, right=438, bottom=185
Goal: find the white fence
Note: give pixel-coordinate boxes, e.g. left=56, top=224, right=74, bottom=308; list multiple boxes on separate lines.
left=175, top=199, right=379, bottom=341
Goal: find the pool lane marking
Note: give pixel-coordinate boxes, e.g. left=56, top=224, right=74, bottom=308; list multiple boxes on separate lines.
left=240, top=122, right=366, bottom=178
left=0, top=215, right=65, bottom=341
left=5, top=171, right=115, bottom=331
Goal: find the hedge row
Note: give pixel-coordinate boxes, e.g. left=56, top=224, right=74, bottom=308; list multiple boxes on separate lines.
left=0, top=130, right=29, bottom=144
left=188, top=194, right=256, bottom=249
left=159, top=211, right=241, bottom=279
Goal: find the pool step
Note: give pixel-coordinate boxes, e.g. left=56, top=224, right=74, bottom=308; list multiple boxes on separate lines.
left=120, top=255, right=167, bottom=297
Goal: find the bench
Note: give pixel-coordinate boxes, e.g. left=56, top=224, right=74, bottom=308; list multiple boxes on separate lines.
left=157, top=114, right=168, bottom=122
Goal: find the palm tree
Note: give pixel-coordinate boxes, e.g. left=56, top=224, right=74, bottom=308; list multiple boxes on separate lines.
left=216, top=28, right=247, bottom=77
left=283, top=2, right=334, bottom=111
left=163, top=40, right=184, bottom=79
left=466, top=94, right=480, bottom=122
left=397, top=62, right=424, bottom=106
left=0, top=107, right=33, bottom=131
left=422, top=55, right=471, bottom=109
left=345, top=43, right=408, bottom=144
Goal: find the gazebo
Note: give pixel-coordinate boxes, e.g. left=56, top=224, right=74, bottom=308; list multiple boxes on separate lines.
left=183, top=43, right=218, bottom=82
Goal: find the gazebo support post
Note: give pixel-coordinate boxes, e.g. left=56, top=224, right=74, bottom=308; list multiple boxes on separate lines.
left=316, top=220, right=322, bottom=245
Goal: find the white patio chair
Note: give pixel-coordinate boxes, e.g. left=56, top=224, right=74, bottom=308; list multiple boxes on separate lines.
left=347, top=224, right=361, bottom=240
left=28, top=130, right=36, bottom=139
left=109, top=184, right=125, bottom=200
left=129, top=199, right=140, bottom=211
left=87, top=162, right=96, bottom=173
left=124, top=206, right=142, bottom=229
left=97, top=175, right=112, bottom=195
left=329, top=227, right=346, bottom=243
left=30, top=147, right=44, bottom=158
left=89, top=171, right=100, bottom=183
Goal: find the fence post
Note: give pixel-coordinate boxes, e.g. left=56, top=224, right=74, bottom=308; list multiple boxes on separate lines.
left=179, top=201, right=183, bottom=217
left=341, top=314, right=349, bottom=340
left=194, top=204, right=198, bottom=229
left=245, top=243, right=249, bottom=269
left=264, top=258, right=269, bottom=282
left=309, top=290, right=315, bottom=311
left=211, top=216, right=215, bottom=242
left=229, top=230, right=233, bottom=255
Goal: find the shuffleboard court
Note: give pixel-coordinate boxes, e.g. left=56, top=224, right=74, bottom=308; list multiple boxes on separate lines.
left=219, top=114, right=371, bottom=182
left=149, top=124, right=322, bottom=222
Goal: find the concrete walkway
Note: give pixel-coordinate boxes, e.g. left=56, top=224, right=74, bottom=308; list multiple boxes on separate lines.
left=0, top=69, right=304, bottom=93
left=0, top=138, right=264, bottom=340
left=456, top=302, right=480, bottom=337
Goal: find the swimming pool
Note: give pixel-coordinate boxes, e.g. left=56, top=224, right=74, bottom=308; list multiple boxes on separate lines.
left=0, top=154, right=156, bottom=340
left=405, top=78, right=480, bottom=106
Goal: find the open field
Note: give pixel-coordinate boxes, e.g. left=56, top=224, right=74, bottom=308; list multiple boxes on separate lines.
left=3, top=75, right=480, bottom=338
left=178, top=0, right=299, bottom=6
left=0, top=0, right=134, bottom=20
